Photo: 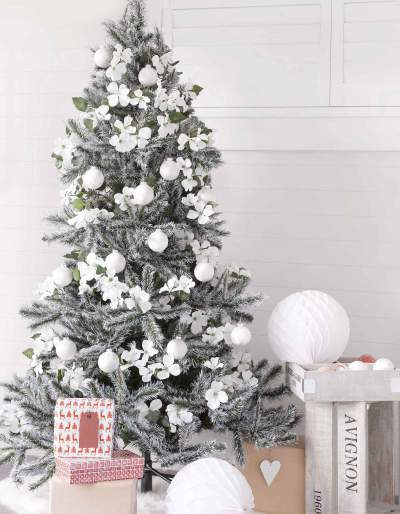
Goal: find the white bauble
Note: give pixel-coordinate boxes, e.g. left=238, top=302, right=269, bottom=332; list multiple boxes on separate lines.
left=167, top=337, right=187, bottom=360
left=147, top=229, right=169, bottom=253
left=166, top=458, right=254, bottom=514
left=94, top=47, right=113, bottom=69
left=133, top=182, right=154, bottom=206
left=267, top=290, right=350, bottom=364
left=82, top=166, right=104, bottom=190
left=373, top=358, right=395, bottom=371
left=198, top=186, right=216, bottom=204
left=55, top=338, right=77, bottom=361
left=348, top=360, right=368, bottom=371
left=160, top=158, right=180, bottom=181
left=194, top=262, right=214, bottom=282
left=105, top=250, right=126, bottom=274
left=52, top=264, right=73, bottom=288
left=230, top=324, right=252, bottom=346
left=98, top=349, right=119, bottom=373
left=138, top=65, right=158, bottom=87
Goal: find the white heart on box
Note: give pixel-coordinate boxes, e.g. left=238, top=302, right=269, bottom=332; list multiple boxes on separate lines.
left=260, top=459, right=281, bottom=486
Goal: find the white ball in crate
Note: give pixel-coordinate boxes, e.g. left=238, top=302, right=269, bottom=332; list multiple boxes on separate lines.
left=230, top=324, right=252, bottom=346
left=194, top=262, right=214, bottom=282
left=138, top=65, right=158, bottom=87
left=94, top=47, right=113, bottom=69
left=98, top=349, right=119, bottom=373
left=133, top=182, right=154, bottom=206
left=55, top=338, right=77, bottom=361
left=198, top=186, right=216, bottom=204
left=267, top=290, right=350, bottom=364
left=82, top=166, right=104, bottom=190
left=105, top=250, right=126, bottom=274
left=52, top=264, right=73, bottom=288
left=348, top=360, right=368, bottom=371
left=167, top=337, right=188, bottom=360
left=166, top=458, right=254, bottom=514
left=160, top=158, right=180, bottom=181
left=147, top=229, right=169, bottom=253
left=373, top=358, right=395, bottom=371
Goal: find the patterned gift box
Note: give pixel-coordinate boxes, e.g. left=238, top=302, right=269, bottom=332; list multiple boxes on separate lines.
left=54, top=398, right=115, bottom=459
left=56, top=450, right=145, bottom=485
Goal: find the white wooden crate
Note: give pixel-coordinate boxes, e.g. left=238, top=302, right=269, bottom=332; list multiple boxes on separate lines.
left=286, top=362, right=400, bottom=514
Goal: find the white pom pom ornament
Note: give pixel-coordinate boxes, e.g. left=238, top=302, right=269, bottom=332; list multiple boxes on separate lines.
left=105, top=251, right=126, bottom=274
left=55, top=338, right=77, bottom=361
left=194, top=262, right=214, bottom=282
left=82, top=166, right=104, bottom=190
left=230, top=324, right=252, bottom=346
left=167, top=337, right=187, bottom=360
left=160, top=158, right=180, bottom=181
left=268, top=290, right=350, bottom=364
left=133, top=182, right=154, bottom=206
left=147, top=229, right=168, bottom=253
left=166, top=458, right=254, bottom=514
left=94, top=47, right=113, bottom=69
left=138, top=65, right=158, bottom=87
left=52, top=265, right=73, bottom=288
left=373, top=358, right=395, bottom=371
left=98, top=349, right=119, bottom=373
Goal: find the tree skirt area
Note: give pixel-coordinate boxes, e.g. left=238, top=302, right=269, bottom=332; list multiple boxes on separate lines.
left=0, top=475, right=167, bottom=514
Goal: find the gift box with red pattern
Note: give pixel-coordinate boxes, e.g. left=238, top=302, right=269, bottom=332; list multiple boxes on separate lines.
left=54, top=398, right=115, bottom=459
left=55, top=450, right=145, bottom=485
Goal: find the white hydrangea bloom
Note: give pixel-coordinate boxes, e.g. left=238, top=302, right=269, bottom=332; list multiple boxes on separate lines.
left=177, top=129, right=208, bottom=152
left=114, top=187, right=136, bottom=212
left=107, top=82, right=131, bottom=107
left=125, top=285, right=152, bottom=313
left=149, top=354, right=180, bottom=380
left=136, top=399, right=162, bottom=419
left=190, top=239, right=219, bottom=264
left=154, top=86, right=188, bottom=113
left=131, top=89, right=150, bottom=110
left=0, top=402, right=27, bottom=435
left=159, top=275, right=195, bottom=295
left=83, top=105, right=111, bottom=129
left=182, top=194, right=214, bottom=224
left=61, top=177, right=81, bottom=206
left=67, top=208, right=114, bottom=229
left=99, top=275, right=129, bottom=308
left=110, top=117, right=151, bottom=153
left=227, top=264, right=252, bottom=279
left=36, top=275, right=57, bottom=300
left=31, top=355, right=44, bottom=376
left=157, top=114, right=179, bottom=138
left=181, top=310, right=208, bottom=335
left=152, top=52, right=175, bottom=75
left=53, top=137, right=76, bottom=170
left=121, top=343, right=144, bottom=370
left=204, top=357, right=224, bottom=370
left=205, top=381, right=228, bottom=410
left=166, top=404, right=193, bottom=433
left=61, top=365, right=90, bottom=392
left=106, top=45, right=132, bottom=82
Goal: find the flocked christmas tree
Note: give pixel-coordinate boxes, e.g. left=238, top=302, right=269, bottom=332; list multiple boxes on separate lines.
left=0, top=0, right=298, bottom=489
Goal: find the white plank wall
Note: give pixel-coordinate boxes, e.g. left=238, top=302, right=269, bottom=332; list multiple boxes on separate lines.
left=213, top=151, right=400, bottom=363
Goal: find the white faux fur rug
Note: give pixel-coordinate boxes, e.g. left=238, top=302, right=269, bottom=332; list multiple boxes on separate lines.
left=0, top=477, right=167, bottom=514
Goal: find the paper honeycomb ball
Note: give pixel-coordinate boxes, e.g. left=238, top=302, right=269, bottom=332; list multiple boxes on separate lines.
left=82, top=166, right=104, bottom=190
left=94, top=47, right=113, bottom=68
left=166, top=458, right=254, bottom=514
left=267, top=290, right=350, bottom=364
left=138, top=65, right=158, bottom=87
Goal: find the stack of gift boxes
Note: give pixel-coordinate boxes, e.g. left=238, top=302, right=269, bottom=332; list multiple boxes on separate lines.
left=50, top=398, right=144, bottom=514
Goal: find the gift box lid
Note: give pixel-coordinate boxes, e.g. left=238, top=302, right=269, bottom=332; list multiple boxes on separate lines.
left=56, top=450, right=145, bottom=471
left=54, top=398, right=115, bottom=459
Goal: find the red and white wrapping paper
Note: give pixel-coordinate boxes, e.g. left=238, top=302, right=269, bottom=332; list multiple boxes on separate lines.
left=55, top=451, right=145, bottom=485
left=54, top=398, right=115, bottom=459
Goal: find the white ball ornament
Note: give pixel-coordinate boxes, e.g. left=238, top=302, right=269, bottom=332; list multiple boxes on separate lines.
left=268, top=290, right=350, bottom=364
left=160, top=158, right=180, bottom=181
left=98, top=349, right=119, bottom=373
left=138, top=65, right=158, bottom=87
left=198, top=186, right=217, bottom=204
left=373, top=358, right=395, bottom=371
left=52, top=264, right=73, bottom=288
left=133, top=182, right=154, bottom=206
left=147, top=229, right=168, bottom=253
left=94, top=47, right=113, bottom=69
left=348, top=360, right=369, bottom=371
left=55, top=338, right=77, bottom=361
left=166, top=458, right=254, bottom=514
left=105, top=251, right=126, bottom=274
left=194, top=262, right=214, bottom=282
left=167, top=337, right=188, bottom=360
left=230, top=324, right=252, bottom=346
left=82, top=166, right=104, bottom=190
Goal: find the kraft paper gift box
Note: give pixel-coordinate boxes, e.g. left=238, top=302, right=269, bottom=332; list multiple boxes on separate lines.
left=54, top=398, right=115, bottom=458
left=240, top=441, right=305, bottom=514
left=49, top=475, right=138, bottom=514
left=56, top=450, right=145, bottom=485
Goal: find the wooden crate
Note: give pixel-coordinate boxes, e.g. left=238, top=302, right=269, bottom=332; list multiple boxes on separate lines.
left=286, top=362, right=400, bottom=514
